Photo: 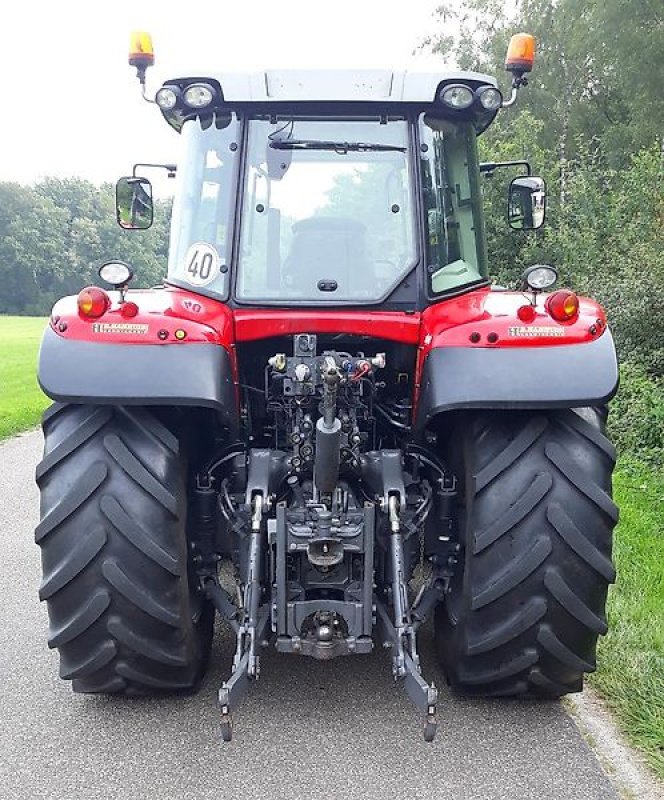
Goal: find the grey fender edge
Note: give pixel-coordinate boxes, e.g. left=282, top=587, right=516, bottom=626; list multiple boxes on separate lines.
left=415, top=330, right=619, bottom=430
left=38, top=326, right=238, bottom=430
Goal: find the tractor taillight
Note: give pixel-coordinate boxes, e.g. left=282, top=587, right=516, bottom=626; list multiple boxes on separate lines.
left=517, top=304, right=537, bottom=323
left=77, top=287, right=110, bottom=319
left=546, top=290, right=579, bottom=322
left=120, top=301, right=139, bottom=318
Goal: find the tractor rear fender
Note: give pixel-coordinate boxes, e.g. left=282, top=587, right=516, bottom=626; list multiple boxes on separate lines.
left=415, top=329, right=619, bottom=430
left=38, top=325, right=238, bottom=431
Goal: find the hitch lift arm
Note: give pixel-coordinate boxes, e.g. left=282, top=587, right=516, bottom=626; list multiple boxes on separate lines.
left=376, top=494, right=438, bottom=742
left=217, top=492, right=269, bottom=742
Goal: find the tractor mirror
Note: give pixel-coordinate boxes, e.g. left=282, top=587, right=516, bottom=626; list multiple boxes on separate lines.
left=115, top=176, right=154, bottom=230
left=508, top=176, right=546, bottom=230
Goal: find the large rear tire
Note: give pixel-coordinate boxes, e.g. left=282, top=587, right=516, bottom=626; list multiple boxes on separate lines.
left=435, top=408, right=617, bottom=697
left=36, top=403, right=214, bottom=694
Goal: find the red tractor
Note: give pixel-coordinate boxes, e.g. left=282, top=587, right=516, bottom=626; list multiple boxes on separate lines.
left=36, top=33, right=618, bottom=742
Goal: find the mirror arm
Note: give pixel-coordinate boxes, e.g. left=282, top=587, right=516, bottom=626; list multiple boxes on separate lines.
left=480, top=160, right=532, bottom=177
left=132, top=162, right=177, bottom=179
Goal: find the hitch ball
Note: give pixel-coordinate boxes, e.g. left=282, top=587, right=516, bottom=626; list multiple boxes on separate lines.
left=317, top=624, right=334, bottom=642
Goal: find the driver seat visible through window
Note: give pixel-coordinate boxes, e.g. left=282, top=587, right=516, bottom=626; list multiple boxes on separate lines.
left=282, top=217, right=370, bottom=295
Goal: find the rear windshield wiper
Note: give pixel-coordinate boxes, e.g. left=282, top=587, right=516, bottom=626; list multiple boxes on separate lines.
left=269, top=139, right=406, bottom=154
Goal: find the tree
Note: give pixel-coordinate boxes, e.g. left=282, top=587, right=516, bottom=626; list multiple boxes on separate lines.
left=0, top=179, right=171, bottom=315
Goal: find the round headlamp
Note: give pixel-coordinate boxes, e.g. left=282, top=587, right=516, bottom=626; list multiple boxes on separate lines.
left=439, top=84, right=474, bottom=110
left=183, top=83, right=215, bottom=108
left=522, top=264, right=558, bottom=291
left=99, top=260, right=134, bottom=288
left=156, top=86, right=179, bottom=111
left=477, top=86, right=503, bottom=110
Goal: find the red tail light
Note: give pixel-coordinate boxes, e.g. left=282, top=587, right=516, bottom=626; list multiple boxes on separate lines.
left=517, top=303, right=537, bottom=323
left=77, top=286, right=110, bottom=319
left=546, top=290, right=579, bottom=322
left=120, top=301, right=139, bottom=318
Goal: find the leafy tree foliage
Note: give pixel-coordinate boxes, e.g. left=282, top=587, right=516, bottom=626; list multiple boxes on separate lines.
left=0, top=178, right=171, bottom=315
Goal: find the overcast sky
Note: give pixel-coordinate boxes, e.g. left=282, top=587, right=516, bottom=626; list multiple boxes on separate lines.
left=0, top=1, right=452, bottom=192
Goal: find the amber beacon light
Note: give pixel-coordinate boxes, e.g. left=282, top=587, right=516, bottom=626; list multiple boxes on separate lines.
left=129, top=31, right=154, bottom=85
left=505, top=33, right=536, bottom=76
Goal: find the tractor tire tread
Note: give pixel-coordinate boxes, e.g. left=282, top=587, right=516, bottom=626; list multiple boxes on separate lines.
left=59, top=640, right=118, bottom=680
left=100, top=495, right=180, bottom=575
left=103, top=433, right=177, bottom=515
left=36, top=404, right=213, bottom=696
left=435, top=408, right=616, bottom=698
left=39, top=524, right=107, bottom=600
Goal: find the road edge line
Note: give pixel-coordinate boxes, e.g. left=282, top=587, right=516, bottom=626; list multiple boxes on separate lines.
left=565, top=687, right=664, bottom=800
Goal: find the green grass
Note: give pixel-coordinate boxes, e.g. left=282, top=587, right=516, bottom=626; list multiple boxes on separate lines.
left=0, top=315, right=662, bottom=775
left=591, top=461, right=664, bottom=778
left=0, top=316, right=49, bottom=440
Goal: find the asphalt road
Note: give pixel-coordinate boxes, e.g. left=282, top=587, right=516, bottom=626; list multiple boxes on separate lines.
left=0, top=430, right=620, bottom=800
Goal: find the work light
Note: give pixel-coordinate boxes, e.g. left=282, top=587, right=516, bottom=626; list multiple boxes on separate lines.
left=183, top=83, right=215, bottom=108
left=477, top=86, right=503, bottom=110
left=522, top=264, right=558, bottom=291
left=439, top=84, right=474, bottom=110
left=99, top=261, right=134, bottom=289
left=156, top=86, right=180, bottom=110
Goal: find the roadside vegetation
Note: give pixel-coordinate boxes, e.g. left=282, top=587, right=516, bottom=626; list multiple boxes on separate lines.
left=597, top=462, right=664, bottom=776
left=0, top=317, right=49, bottom=440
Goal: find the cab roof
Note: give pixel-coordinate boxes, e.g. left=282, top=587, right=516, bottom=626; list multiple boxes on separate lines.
left=165, top=68, right=499, bottom=103
left=158, top=69, right=502, bottom=135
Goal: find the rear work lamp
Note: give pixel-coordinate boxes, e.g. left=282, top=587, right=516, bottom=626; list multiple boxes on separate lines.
left=439, top=84, right=474, bottom=110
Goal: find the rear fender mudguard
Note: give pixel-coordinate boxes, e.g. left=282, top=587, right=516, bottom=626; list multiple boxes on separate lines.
left=38, top=325, right=238, bottom=431
left=415, top=329, right=619, bottom=430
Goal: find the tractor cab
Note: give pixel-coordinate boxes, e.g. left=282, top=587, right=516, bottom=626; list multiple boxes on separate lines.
left=120, top=38, right=538, bottom=311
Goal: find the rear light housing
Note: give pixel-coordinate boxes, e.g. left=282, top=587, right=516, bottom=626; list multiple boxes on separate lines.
left=517, top=303, right=537, bottom=323
left=120, top=301, right=139, bottom=318
left=77, top=286, right=110, bottom=319
left=546, top=290, right=579, bottom=322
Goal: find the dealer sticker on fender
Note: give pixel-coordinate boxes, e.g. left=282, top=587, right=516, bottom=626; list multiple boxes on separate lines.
left=182, top=242, right=221, bottom=286
left=92, top=323, right=149, bottom=334
left=508, top=326, right=565, bottom=337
